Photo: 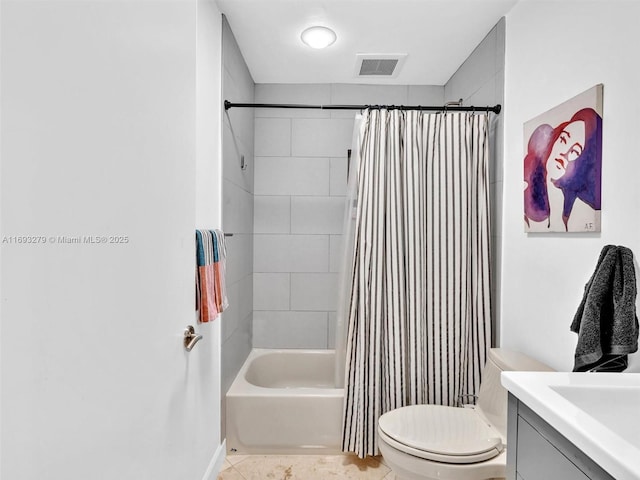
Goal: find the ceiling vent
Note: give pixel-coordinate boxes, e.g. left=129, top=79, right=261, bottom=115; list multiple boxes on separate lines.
left=355, top=54, right=407, bottom=78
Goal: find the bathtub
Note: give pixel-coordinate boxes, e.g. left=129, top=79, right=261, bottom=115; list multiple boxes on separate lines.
left=225, top=348, right=344, bottom=454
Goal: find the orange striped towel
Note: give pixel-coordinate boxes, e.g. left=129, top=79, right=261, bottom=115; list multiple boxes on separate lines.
left=196, top=229, right=228, bottom=322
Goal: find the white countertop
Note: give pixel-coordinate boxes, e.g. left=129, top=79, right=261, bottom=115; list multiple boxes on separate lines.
left=501, top=371, right=640, bottom=480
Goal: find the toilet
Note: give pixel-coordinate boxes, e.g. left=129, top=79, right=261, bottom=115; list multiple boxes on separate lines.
left=377, top=349, right=553, bottom=480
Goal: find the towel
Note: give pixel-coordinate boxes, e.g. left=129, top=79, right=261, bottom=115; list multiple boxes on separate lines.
left=212, top=230, right=229, bottom=312
left=196, top=229, right=228, bottom=323
left=571, top=245, right=639, bottom=371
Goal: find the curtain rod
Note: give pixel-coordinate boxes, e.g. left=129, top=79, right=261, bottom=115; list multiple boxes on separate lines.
left=224, top=100, right=501, bottom=114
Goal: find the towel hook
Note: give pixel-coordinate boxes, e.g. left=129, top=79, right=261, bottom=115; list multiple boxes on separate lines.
left=184, top=325, right=203, bottom=352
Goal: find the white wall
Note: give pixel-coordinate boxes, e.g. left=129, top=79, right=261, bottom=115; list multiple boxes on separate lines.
left=252, top=84, right=444, bottom=348
left=1, top=1, right=225, bottom=478
left=197, top=0, right=224, bottom=229
left=445, top=18, right=505, bottom=346
left=502, top=1, right=640, bottom=371
left=196, top=0, right=225, bottom=475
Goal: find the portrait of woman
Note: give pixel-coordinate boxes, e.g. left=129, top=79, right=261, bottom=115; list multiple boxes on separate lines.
left=524, top=87, right=603, bottom=233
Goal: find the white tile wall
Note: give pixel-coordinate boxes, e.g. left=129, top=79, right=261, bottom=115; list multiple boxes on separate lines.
left=444, top=18, right=504, bottom=340
left=252, top=82, right=464, bottom=349
left=291, top=197, right=345, bottom=234
left=466, top=76, right=497, bottom=108
left=290, top=273, right=339, bottom=311
left=254, top=196, right=290, bottom=234
left=222, top=17, right=254, bottom=402
left=254, top=234, right=329, bottom=273
left=236, top=274, right=254, bottom=325
left=223, top=28, right=253, bottom=95
left=253, top=273, right=290, bottom=310
left=255, top=84, right=331, bottom=119
left=328, top=312, right=337, bottom=348
left=253, top=311, right=328, bottom=348
left=291, top=119, right=355, bottom=157
left=221, top=312, right=252, bottom=393
left=224, top=233, right=253, bottom=286
left=224, top=274, right=254, bottom=343
left=224, top=68, right=255, bottom=149
left=223, top=179, right=254, bottom=234
left=254, top=157, right=330, bottom=196
left=329, top=84, right=410, bottom=119
left=407, top=85, right=446, bottom=105
left=222, top=280, right=241, bottom=342
left=492, top=112, right=504, bottom=183
left=445, top=26, right=497, bottom=102
left=329, top=235, right=343, bottom=273
left=330, top=157, right=348, bottom=196
left=254, top=118, right=291, bottom=157
left=494, top=179, right=504, bottom=240
left=330, top=84, right=409, bottom=105
left=223, top=120, right=253, bottom=194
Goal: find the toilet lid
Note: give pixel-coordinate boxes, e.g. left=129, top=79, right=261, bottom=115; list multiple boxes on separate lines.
left=378, top=405, right=503, bottom=464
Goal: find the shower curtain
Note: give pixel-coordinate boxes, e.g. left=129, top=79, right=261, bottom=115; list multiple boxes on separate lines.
left=340, top=109, right=492, bottom=458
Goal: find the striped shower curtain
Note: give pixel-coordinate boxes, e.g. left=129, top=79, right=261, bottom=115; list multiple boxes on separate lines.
left=341, top=109, right=492, bottom=458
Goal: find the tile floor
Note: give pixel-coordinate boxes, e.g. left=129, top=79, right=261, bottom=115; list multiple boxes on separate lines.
left=218, top=454, right=397, bottom=480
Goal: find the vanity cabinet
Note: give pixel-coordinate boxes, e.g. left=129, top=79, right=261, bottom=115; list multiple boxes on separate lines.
left=506, top=393, right=614, bottom=480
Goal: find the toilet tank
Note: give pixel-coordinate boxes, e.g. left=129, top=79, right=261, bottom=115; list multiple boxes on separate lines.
left=476, top=349, right=554, bottom=439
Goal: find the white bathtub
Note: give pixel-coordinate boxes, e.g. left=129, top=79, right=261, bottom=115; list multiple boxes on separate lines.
left=226, top=348, right=344, bottom=454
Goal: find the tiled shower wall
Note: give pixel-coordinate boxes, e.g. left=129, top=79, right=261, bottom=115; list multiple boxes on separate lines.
left=252, top=84, right=445, bottom=348
left=444, top=18, right=505, bottom=345
left=221, top=17, right=254, bottom=394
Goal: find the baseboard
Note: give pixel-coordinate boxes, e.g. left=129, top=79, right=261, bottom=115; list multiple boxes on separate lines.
left=201, top=439, right=227, bottom=480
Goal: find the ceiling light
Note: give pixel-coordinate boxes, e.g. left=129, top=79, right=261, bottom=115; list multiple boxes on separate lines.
left=301, top=26, right=337, bottom=49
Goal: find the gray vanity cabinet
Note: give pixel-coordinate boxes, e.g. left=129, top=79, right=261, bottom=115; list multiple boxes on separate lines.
left=506, top=393, right=615, bottom=480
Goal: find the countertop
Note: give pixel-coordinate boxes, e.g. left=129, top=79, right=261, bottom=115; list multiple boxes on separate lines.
left=501, top=371, right=640, bottom=480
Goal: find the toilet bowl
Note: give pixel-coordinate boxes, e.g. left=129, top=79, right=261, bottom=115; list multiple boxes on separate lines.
left=377, top=349, right=553, bottom=480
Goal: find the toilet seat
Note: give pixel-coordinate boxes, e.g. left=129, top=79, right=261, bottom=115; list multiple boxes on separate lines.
left=378, top=405, right=503, bottom=464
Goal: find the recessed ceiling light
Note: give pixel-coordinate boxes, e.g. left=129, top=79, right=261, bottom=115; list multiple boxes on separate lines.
left=301, top=26, right=337, bottom=49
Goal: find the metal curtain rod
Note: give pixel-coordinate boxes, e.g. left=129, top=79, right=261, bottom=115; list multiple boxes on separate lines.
left=224, top=100, right=501, bottom=114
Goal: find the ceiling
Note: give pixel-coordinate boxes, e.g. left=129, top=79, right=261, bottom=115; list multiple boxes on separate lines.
left=215, top=0, right=518, bottom=85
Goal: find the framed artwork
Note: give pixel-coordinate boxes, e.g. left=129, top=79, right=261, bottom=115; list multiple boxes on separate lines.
left=523, top=84, right=603, bottom=233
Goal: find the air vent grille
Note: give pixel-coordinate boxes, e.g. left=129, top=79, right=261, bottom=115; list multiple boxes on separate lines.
left=359, top=58, right=399, bottom=76
left=355, top=54, right=407, bottom=78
